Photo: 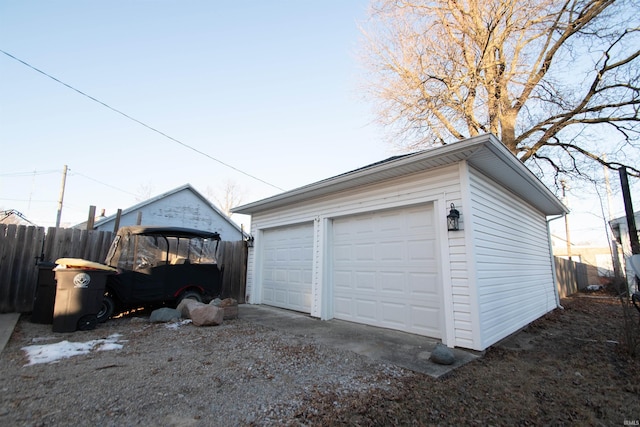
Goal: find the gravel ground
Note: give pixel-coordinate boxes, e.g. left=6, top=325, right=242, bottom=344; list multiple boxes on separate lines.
left=0, top=313, right=406, bottom=426
left=1, top=293, right=639, bottom=426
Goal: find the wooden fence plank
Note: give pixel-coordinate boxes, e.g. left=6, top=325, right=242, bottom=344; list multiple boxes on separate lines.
left=10, top=226, right=28, bottom=312
left=0, top=225, right=18, bottom=312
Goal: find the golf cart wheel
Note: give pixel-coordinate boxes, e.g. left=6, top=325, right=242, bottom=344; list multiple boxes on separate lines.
left=77, top=315, right=98, bottom=331
left=97, top=296, right=115, bottom=323
left=178, top=290, right=203, bottom=304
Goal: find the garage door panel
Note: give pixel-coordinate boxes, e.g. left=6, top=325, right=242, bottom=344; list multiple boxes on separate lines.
left=334, top=244, right=351, bottom=261
left=379, top=302, right=407, bottom=329
left=411, top=306, right=441, bottom=335
left=379, top=271, right=405, bottom=294
left=332, top=204, right=441, bottom=338
left=261, top=223, right=313, bottom=313
left=408, top=239, right=436, bottom=260
left=274, top=289, right=287, bottom=305
left=354, top=244, right=375, bottom=260
left=334, top=270, right=351, bottom=288
left=379, top=241, right=404, bottom=260
left=355, top=271, right=376, bottom=290
left=409, top=273, right=439, bottom=296
left=355, top=300, right=377, bottom=321
left=287, top=270, right=301, bottom=283
left=334, top=296, right=352, bottom=317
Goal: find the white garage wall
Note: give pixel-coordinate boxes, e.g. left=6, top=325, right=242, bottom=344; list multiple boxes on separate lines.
left=468, top=167, right=557, bottom=350
left=246, top=164, right=466, bottom=343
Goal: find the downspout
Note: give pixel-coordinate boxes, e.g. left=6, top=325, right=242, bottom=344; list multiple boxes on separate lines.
left=547, top=214, right=565, bottom=310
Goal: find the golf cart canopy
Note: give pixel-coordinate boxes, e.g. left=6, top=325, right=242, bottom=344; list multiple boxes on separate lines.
left=120, top=226, right=221, bottom=240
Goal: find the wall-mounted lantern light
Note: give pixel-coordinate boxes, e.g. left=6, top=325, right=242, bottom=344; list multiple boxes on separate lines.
left=246, top=235, right=255, bottom=248
left=447, top=203, right=460, bottom=231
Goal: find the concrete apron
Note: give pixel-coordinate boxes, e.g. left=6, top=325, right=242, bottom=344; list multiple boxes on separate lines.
left=239, top=304, right=479, bottom=378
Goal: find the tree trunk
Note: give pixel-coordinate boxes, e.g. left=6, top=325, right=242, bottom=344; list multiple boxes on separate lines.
left=500, top=110, right=518, bottom=155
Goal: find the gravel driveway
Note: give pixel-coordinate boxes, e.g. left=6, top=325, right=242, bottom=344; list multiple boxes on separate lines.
left=0, top=313, right=408, bottom=426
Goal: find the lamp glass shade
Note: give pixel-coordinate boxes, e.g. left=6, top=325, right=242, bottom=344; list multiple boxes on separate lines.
left=447, top=205, right=460, bottom=231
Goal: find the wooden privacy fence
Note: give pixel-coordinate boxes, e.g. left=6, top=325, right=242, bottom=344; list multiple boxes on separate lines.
left=555, top=256, right=592, bottom=298
left=0, top=224, right=247, bottom=313
left=217, top=240, right=248, bottom=304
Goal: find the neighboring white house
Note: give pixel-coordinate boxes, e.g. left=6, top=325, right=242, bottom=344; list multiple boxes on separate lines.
left=92, top=184, right=245, bottom=241
left=609, top=211, right=640, bottom=294
left=233, top=134, right=568, bottom=351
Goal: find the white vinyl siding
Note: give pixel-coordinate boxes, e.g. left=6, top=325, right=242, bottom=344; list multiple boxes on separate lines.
left=260, top=223, right=314, bottom=313
left=469, top=168, right=556, bottom=349
left=332, top=204, right=441, bottom=337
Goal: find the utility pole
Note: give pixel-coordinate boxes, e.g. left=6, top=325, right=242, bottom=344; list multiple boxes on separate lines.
left=603, top=155, right=614, bottom=221
left=604, top=162, right=621, bottom=277
left=560, top=179, right=572, bottom=259
left=619, top=167, right=640, bottom=255
left=55, top=165, right=68, bottom=228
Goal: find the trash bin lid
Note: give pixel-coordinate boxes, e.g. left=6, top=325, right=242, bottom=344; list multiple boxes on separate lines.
left=55, top=258, right=117, bottom=272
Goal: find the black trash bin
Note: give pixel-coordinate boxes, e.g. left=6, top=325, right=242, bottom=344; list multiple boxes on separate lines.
left=31, top=262, right=57, bottom=324
left=53, top=266, right=114, bottom=333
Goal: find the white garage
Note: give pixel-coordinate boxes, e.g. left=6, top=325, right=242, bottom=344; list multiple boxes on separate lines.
left=332, top=204, right=441, bottom=337
left=234, top=135, right=568, bottom=351
left=261, top=223, right=314, bottom=313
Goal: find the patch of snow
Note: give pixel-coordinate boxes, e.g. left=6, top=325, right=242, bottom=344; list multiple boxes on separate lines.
left=165, top=319, right=192, bottom=330
left=22, top=333, right=126, bottom=366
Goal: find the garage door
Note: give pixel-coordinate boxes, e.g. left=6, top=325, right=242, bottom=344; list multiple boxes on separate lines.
left=261, top=223, right=314, bottom=313
left=332, top=204, right=441, bottom=337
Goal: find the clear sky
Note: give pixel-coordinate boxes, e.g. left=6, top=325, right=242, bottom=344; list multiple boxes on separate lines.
left=1, top=0, right=389, bottom=229
left=0, top=1, right=634, bottom=248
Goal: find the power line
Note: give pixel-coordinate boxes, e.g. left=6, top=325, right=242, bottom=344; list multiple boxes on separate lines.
left=0, top=169, right=59, bottom=177
left=0, top=49, right=285, bottom=192
left=68, top=169, right=138, bottom=197
left=1, top=167, right=143, bottom=199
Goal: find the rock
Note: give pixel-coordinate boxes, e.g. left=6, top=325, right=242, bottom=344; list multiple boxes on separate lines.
left=150, top=307, right=182, bottom=323
left=429, top=343, right=456, bottom=365
left=177, top=298, right=203, bottom=318
left=190, top=304, right=224, bottom=326
left=210, top=298, right=239, bottom=319
left=209, top=298, right=238, bottom=319
left=219, top=298, right=237, bottom=308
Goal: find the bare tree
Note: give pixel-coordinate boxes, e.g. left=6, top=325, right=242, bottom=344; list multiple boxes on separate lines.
left=135, top=182, right=155, bottom=202
left=206, top=180, right=244, bottom=217
left=360, top=0, right=640, bottom=180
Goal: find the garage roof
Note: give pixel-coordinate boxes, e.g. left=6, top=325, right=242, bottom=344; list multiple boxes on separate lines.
left=233, top=134, right=568, bottom=216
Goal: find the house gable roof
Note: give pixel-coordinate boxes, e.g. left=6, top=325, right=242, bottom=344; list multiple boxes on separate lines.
left=93, top=183, right=244, bottom=235
left=233, top=134, right=568, bottom=216
left=0, top=209, right=34, bottom=226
